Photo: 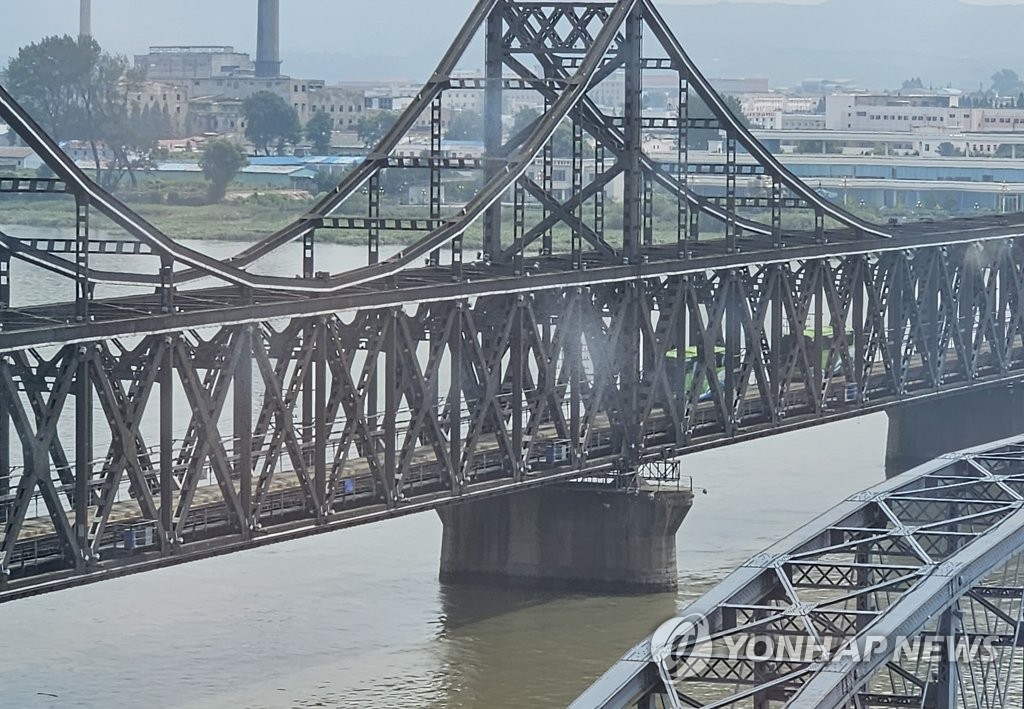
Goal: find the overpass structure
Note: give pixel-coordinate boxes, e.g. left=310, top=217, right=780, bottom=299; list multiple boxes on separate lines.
left=4, top=0, right=1024, bottom=606
left=575, top=435, right=1024, bottom=708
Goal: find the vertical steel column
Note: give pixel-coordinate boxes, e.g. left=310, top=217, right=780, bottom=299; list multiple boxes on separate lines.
left=74, top=347, right=91, bottom=568
left=771, top=179, right=783, bottom=248
left=725, top=135, right=738, bottom=253
left=771, top=267, right=783, bottom=422
left=0, top=252, right=10, bottom=310
left=675, top=277, right=689, bottom=443
left=314, top=317, right=328, bottom=519
left=449, top=302, right=464, bottom=491
left=75, top=196, right=90, bottom=321
left=384, top=311, right=398, bottom=504
left=513, top=178, right=525, bottom=275
left=482, top=6, right=504, bottom=260
left=813, top=267, right=824, bottom=410
left=724, top=272, right=739, bottom=435
left=159, top=255, right=174, bottom=314
left=234, top=318, right=253, bottom=539
left=542, top=87, right=555, bottom=257
left=159, top=337, right=174, bottom=549
left=302, top=234, right=317, bottom=471
left=0, top=368, right=7, bottom=509
left=570, top=290, right=582, bottom=461
left=572, top=112, right=584, bottom=270
left=642, top=174, right=654, bottom=247
left=854, top=257, right=866, bottom=401
left=303, top=229, right=315, bottom=279
left=934, top=607, right=960, bottom=709
left=429, top=96, right=443, bottom=267
left=594, top=142, right=605, bottom=239
left=368, top=175, right=380, bottom=266
left=159, top=261, right=175, bottom=549
left=890, top=256, right=905, bottom=395
left=74, top=196, right=91, bottom=566
left=512, top=296, right=524, bottom=482
left=624, top=282, right=643, bottom=466
left=677, top=71, right=690, bottom=258
left=621, top=5, right=643, bottom=262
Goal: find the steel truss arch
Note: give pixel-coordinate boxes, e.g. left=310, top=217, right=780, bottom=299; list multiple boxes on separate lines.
left=0, top=0, right=894, bottom=306
left=575, top=436, right=1024, bottom=708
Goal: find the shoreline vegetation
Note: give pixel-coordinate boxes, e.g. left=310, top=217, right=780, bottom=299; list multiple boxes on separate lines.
left=0, top=177, right=973, bottom=248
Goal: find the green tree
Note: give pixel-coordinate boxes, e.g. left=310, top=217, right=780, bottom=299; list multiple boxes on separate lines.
left=6, top=35, right=146, bottom=189
left=446, top=109, right=483, bottom=141
left=991, top=69, right=1022, bottom=96
left=901, top=77, right=924, bottom=91
left=510, top=107, right=540, bottom=139
left=722, top=95, right=751, bottom=129
left=305, top=111, right=334, bottom=154
left=551, top=122, right=574, bottom=158
left=200, top=138, right=248, bottom=202
left=243, top=91, right=301, bottom=155
left=4, top=35, right=95, bottom=141
left=356, top=111, right=398, bottom=147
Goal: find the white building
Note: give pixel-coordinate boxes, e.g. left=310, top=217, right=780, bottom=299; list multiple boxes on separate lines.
left=738, top=95, right=819, bottom=128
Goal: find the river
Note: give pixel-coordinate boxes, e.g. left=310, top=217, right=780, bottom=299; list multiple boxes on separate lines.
left=0, top=228, right=889, bottom=708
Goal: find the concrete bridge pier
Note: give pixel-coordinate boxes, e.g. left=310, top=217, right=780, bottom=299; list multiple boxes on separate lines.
left=886, top=383, right=1024, bottom=474
left=437, top=484, right=693, bottom=594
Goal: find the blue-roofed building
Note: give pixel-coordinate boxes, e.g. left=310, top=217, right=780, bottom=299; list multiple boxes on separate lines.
left=139, top=162, right=317, bottom=191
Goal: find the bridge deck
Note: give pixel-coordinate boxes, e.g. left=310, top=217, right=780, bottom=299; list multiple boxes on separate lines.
left=3, top=214, right=1022, bottom=351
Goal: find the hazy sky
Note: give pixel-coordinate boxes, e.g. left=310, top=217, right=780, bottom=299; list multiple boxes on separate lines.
left=1, top=0, right=1023, bottom=86
left=2, top=0, right=1021, bottom=64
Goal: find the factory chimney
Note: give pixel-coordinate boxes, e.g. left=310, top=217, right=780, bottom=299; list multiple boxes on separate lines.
left=255, top=0, right=281, bottom=78
left=79, top=0, right=92, bottom=40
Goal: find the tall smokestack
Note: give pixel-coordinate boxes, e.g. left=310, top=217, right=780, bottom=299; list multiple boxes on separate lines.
left=255, top=0, right=281, bottom=78
left=79, top=0, right=92, bottom=40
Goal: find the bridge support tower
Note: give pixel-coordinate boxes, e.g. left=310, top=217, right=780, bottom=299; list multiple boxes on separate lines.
left=437, top=484, right=693, bottom=594
left=886, top=382, right=1024, bottom=473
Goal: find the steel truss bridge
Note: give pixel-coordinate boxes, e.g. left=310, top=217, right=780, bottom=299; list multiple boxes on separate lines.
left=576, top=436, right=1024, bottom=708
left=3, top=0, right=1024, bottom=610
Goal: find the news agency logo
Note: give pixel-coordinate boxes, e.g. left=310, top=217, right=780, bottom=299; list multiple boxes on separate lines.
left=650, top=613, right=714, bottom=679
left=651, top=613, right=1002, bottom=684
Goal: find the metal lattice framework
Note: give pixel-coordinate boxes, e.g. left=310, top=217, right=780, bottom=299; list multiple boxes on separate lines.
left=574, top=436, right=1024, bottom=708
left=3, top=0, right=1024, bottom=602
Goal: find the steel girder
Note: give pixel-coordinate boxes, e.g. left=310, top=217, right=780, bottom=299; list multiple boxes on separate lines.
left=6, top=238, right=1024, bottom=599
left=0, top=0, right=1022, bottom=603
left=574, top=436, right=1024, bottom=709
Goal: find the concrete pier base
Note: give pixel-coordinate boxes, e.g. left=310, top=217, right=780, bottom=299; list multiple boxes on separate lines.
left=886, top=383, right=1024, bottom=474
left=438, top=484, right=693, bottom=594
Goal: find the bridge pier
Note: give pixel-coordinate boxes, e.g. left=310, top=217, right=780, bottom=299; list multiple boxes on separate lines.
left=437, top=484, right=693, bottom=594
left=886, top=383, right=1024, bottom=473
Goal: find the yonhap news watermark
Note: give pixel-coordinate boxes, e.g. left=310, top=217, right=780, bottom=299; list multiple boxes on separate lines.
left=651, top=613, right=999, bottom=680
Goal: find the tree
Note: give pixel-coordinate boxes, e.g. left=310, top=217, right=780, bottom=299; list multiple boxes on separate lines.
left=200, top=139, right=248, bottom=202
left=243, top=91, right=301, bottom=156
left=722, top=95, right=751, bottom=129
left=305, top=111, right=334, bottom=154
left=901, top=77, right=924, bottom=92
left=551, top=122, right=574, bottom=158
left=5, top=35, right=147, bottom=189
left=937, top=142, right=958, bottom=157
left=356, top=111, right=398, bottom=147
left=510, top=107, right=540, bottom=138
left=446, top=109, right=483, bottom=141
left=991, top=69, right=1022, bottom=96
left=4, top=35, right=96, bottom=141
